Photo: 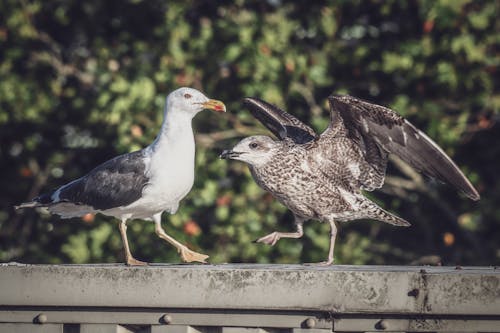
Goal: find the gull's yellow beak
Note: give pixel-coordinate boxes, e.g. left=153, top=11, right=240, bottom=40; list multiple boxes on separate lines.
left=202, top=99, right=226, bottom=112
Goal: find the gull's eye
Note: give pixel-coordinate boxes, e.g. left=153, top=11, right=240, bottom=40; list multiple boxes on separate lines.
left=249, top=142, right=259, bottom=149
left=184, top=93, right=192, bottom=99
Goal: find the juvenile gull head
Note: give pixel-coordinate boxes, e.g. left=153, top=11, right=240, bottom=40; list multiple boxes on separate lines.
left=220, top=135, right=279, bottom=167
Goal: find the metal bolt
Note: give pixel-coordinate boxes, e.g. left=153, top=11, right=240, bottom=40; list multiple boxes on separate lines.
left=35, top=313, right=47, bottom=324
left=161, top=314, right=172, bottom=324
left=304, top=317, right=316, bottom=328
left=375, top=319, right=387, bottom=330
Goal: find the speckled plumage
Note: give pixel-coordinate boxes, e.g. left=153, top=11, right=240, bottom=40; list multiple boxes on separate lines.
left=248, top=135, right=406, bottom=226
left=221, top=95, right=479, bottom=265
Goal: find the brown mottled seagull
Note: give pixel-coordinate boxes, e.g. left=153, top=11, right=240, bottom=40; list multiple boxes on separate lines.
left=16, top=87, right=226, bottom=266
left=220, top=95, right=479, bottom=265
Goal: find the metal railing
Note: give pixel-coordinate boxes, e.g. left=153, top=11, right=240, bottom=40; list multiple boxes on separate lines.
left=0, top=263, right=499, bottom=332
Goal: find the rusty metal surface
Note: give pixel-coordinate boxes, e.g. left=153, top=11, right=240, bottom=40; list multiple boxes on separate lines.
left=0, top=309, right=332, bottom=329
left=333, top=316, right=500, bottom=332
left=0, top=263, right=499, bottom=315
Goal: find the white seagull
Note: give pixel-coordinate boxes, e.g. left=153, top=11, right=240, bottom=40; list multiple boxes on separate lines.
left=16, top=87, right=226, bottom=266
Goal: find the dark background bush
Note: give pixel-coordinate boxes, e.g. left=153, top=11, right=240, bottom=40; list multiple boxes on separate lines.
left=1, top=0, right=498, bottom=265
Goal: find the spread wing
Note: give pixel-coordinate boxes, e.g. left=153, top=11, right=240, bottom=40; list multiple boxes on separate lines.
left=243, top=97, right=317, bottom=144
left=324, top=95, right=480, bottom=201
left=35, top=150, right=149, bottom=211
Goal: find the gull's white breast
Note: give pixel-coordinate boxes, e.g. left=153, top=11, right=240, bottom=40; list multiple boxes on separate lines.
left=106, top=129, right=196, bottom=219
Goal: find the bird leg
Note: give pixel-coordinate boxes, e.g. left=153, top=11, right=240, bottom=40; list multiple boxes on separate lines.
left=306, top=220, right=338, bottom=266
left=118, top=219, right=147, bottom=266
left=153, top=215, right=209, bottom=263
left=255, top=218, right=304, bottom=246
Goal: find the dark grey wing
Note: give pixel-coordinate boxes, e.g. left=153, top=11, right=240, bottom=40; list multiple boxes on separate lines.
left=53, top=150, right=149, bottom=210
left=325, top=95, right=480, bottom=201
left=243, top=97, right=318, bottom=144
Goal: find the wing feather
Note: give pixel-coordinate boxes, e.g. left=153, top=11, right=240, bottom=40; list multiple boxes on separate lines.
left=30, top=150, right=149, bottom=211
left=243, top=97, right=317, bottom=144
left=326, top=95, right=480, bottom=201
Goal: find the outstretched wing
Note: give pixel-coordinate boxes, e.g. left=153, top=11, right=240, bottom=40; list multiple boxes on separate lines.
left=325, top=95, right=480, bottom=201
left=34, top=150, right=150, bottom=211
left=243, top=97, right=317, bottom=144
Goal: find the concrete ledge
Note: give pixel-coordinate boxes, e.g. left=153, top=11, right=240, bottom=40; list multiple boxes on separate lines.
left=0, top=263, right=499, bottom=315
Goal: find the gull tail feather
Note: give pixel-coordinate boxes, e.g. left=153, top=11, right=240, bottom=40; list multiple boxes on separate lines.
left=15, top=193, right=54, bottom=210
left=366, top=203, right=411, bottom=227
left=15, top=201, right=41, bottom=210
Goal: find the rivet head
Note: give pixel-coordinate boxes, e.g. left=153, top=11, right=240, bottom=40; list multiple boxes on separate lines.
left=304, top=317, right=316, bottom=328
left=375, top=319, right=387, bottom=330
left=161, top=314, right=172, bottom=324
left=35, top=313, right=47, bottom=324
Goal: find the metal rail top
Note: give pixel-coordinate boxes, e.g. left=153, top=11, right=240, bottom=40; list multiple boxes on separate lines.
left=0, top=263, right=499, bottom=315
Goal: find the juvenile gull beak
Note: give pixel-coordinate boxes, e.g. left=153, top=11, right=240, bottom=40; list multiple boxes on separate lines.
left=202, top=99, right=226, bottom=112
left=220, top=150, right=241, bottom=159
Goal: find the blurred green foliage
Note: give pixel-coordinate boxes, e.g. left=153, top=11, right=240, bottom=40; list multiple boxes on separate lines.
left=1, top=0, right=498, bottom=266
